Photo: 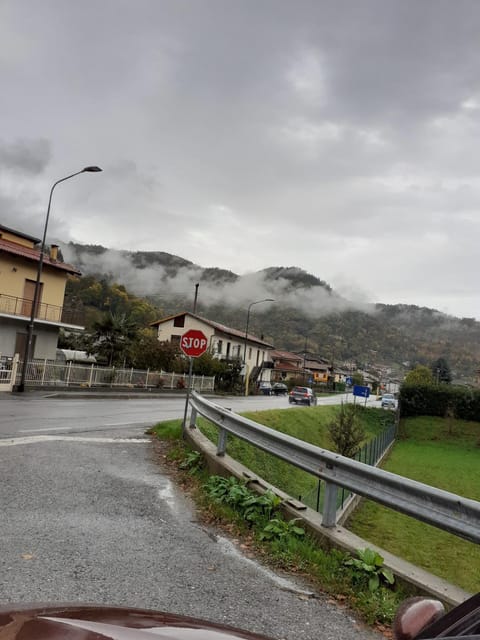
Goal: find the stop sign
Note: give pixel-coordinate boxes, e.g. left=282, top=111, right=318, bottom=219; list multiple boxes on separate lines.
left=180, top=329, right=208, bottom=357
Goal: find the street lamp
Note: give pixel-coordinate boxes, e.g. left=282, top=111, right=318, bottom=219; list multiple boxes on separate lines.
left=16, top=166, right=102, bottom=392
left=243, top=298, right=274, bottom=395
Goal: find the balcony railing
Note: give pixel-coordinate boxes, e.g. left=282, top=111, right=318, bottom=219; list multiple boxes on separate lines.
left=0, top=294, right=85, bottom=326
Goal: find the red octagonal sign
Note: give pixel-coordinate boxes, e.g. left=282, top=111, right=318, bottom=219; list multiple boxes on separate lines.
left=180, top=329, right=208, bottom=358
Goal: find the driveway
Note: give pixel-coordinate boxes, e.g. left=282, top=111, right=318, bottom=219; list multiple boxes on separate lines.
left=0, top=393, right=377, bottom=640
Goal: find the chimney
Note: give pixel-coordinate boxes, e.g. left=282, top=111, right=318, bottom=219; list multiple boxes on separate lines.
left=50, top=244, right=59, bottom=261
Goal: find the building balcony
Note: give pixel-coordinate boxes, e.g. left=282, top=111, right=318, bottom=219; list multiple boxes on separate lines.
left=0, top=293, right=85, bottom=327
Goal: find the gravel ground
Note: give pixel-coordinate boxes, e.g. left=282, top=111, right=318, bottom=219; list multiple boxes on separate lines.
left=0, top=434, right=378, bottom=640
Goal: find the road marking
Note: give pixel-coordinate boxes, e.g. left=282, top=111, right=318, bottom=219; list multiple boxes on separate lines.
left=18, top=426, right=72, bottom=433
left=0, top=436, right=151, bottom=447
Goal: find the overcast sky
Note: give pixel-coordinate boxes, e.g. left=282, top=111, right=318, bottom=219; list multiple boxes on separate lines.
left=2, top=1, right=480, bottom=318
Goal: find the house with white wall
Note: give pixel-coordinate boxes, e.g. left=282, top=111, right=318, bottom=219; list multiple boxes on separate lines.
left=150, top=312, right=274, bottom=373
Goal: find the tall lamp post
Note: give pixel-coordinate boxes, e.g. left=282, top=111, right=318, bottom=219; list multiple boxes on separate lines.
left=16, top=166, right=102, bottom=392
left=243, top=298, right=274, bottom=395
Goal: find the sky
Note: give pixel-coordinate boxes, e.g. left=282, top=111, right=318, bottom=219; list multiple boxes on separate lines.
left=2, top=1, right=480, bottom=319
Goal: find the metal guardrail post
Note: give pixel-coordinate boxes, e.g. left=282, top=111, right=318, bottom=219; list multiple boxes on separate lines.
left=217, top=428, right=228, bottom=456
left=322, top=481, right=338, bottom=527
left=189, top=406, right=198, bottom=429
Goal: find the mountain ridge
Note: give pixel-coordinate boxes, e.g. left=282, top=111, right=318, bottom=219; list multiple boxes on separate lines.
left=60, top=241, right=480, bottom=381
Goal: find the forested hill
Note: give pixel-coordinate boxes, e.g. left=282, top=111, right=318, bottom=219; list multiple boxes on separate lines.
left=61, top=242, right=480, bottom=381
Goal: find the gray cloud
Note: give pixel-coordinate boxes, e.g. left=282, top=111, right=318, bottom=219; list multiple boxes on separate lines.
left=2, top=0, right=480, bottom=319
left=0, top=139, right=51, bottom=174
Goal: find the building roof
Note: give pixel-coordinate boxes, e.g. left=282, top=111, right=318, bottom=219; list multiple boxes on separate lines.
left=151, top=312, right=274, bottom=348
left=0, top=223, right=41, bottom=244
left=269, top=350, right=303, bottom=362
left=0, top=238, right=81, bottom=275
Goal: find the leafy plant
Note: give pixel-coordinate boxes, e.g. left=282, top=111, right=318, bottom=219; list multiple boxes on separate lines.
left=179, top=450, right=203, bottom=474
left=343, top=548, right=394, bottom=592
left=328, top=402, right=366, bottom=458
left=259, top=517, right=305, bottom=541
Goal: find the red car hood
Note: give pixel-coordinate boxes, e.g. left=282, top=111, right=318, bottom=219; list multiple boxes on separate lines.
left=0, top=604, right=273, bottom=640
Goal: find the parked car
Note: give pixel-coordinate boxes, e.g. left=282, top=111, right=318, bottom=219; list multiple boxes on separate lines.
left=258, top=381, right=272, bottom=395
left=381, top=393, right=396, bottom=409
left=272, top=382, right=288, bottom=395
left=288, top=386, right=317, bottom=406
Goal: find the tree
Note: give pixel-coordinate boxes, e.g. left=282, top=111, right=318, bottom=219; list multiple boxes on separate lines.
left=431, top=357, right=452, bottom=384
left=89, top=312, right=138, bottom=366
left=128, top=328, right=180, bottom=371
left=327, top=403, right=366, bottom=458
left=404, top=365, right=434, bottom=386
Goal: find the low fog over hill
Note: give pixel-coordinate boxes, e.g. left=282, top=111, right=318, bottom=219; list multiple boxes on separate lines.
left=61, top=241, right=480, bottom=381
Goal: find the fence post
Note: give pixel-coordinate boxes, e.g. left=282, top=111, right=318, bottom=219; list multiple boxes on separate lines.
left=88, top=364, right=94, bottom=388
left=130, top=367, right=133, bottom=385
left=217, top=428, right=228, bottom=456
left=189, top=406, right=198, bottom=429
left=145, top=369, right=149, bottom=388
left=66, top=361, right=72, bottom=387
left=322, top=481, right=338, bottom=527
left=41, top=359, right=47, bottom=386
left=171, top=372, right=175, bottom=388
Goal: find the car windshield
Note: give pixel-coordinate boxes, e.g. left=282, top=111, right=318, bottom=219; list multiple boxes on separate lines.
left=384, top=394, right=394, bottom=399
left=293, top=387, right=309, bottom=393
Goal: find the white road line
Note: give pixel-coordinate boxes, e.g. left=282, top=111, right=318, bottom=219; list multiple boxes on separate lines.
left=0, top=436, right=151, bottom=447
left=18, top=426, right=72, bottom=433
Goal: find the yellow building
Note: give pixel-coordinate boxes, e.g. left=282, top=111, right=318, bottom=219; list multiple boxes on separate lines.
left=0, top=223, right=83, bottom=360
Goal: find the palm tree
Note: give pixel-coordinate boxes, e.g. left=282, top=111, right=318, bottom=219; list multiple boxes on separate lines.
left=90, top=312, right=138, bottom=366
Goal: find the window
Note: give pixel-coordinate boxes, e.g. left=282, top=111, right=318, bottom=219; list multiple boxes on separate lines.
left=217, top=340, right=223, bottom=354
left=226, top=342, right=231, bottom=357
left=173, top=315, right=185, bottom=328
left=171, top=334, right=181, bottom=345
left=248, top=347, right=252, bottom=360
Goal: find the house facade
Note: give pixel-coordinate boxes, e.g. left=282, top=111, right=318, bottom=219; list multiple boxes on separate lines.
left=0, top=224, right=83, bottom=360
left=150, top=312, right=273, bottom=372
left=269, top=350, right=305, bottom=382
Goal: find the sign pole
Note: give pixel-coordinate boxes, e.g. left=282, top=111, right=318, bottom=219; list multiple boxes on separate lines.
left=182, top=284, right=200, bottom=436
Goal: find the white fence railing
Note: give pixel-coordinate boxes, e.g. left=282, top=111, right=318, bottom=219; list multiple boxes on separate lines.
left=14, top=359, right=215, bottom=392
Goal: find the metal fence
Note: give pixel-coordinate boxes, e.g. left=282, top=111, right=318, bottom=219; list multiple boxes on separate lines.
left=15, top=359, right=215, bottom=391
left=188, top=391, right=480, bottom=543
left=300, top=422, right=397, bottom=514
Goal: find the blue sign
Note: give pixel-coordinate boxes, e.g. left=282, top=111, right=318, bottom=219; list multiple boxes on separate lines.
left=345, top=376, right=353, bottom=386
left=353, top=385, right=370, bottom=398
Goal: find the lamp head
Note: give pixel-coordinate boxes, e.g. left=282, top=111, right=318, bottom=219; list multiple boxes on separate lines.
left=82, top=166, right=103, bottom=172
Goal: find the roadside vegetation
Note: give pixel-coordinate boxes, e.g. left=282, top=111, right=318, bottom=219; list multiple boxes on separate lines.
left=196, top=404, right=392, bottom=501
left=150, top=418, right=411, bottom=629
left=150, top=404, right=479, bottom=603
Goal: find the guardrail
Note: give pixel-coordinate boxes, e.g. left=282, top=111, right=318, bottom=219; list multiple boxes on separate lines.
left=188, top=391, right=480, bottom=544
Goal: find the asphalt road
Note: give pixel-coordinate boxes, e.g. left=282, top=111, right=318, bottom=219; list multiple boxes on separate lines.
left=0, top=392, right=378, bottom=640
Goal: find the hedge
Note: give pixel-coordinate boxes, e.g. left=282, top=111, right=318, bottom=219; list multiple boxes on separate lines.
left=399, top=383, right=480, bottom=421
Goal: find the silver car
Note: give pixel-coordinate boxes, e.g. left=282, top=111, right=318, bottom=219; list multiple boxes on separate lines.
left=381, top=393, right=396, bottom=409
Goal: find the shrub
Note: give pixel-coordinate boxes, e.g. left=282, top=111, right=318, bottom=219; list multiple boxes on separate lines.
left=327, top=402, right=366, bottom=457
left=400, top=383, right=480, bottom=421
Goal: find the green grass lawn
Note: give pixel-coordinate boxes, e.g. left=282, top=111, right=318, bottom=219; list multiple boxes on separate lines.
left=346, top=416, right=480, bottom=593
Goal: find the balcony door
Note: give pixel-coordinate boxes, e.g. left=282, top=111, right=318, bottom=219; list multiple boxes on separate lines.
left=21, top=279, right=43, bottom=318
